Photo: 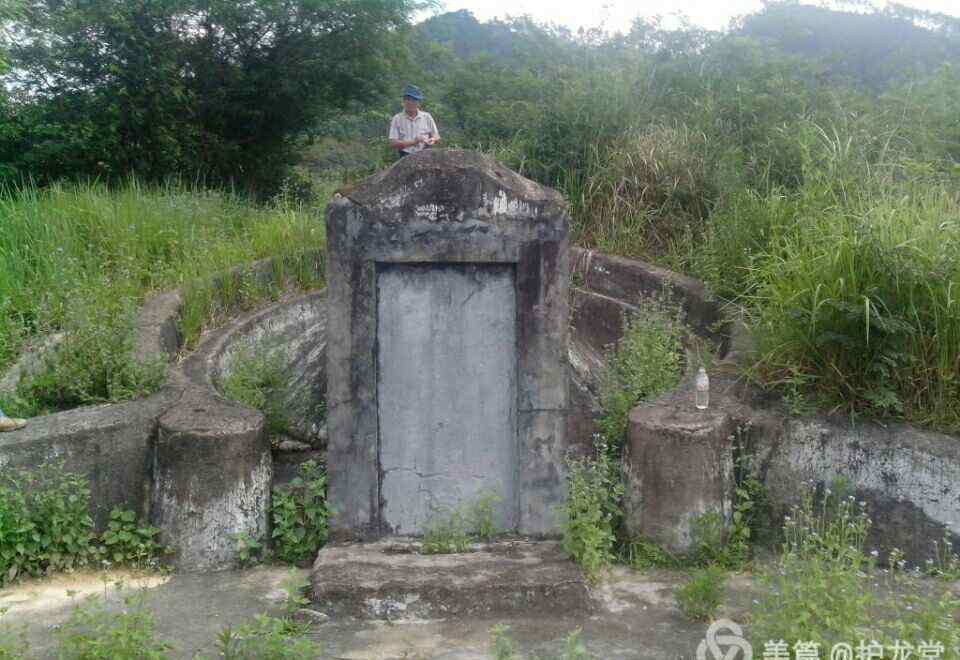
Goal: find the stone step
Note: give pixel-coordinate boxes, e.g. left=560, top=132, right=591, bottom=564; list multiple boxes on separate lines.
left=309, top=538, right=591, bottom=620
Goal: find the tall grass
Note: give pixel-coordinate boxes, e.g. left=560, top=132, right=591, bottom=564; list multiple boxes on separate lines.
left=749, top=178, right=960, bottom=429
left=720, top=122, right=960, bottom=430
left=0, top=178, right=330, bottom=414
left=565, top=123, right=718, bottom=269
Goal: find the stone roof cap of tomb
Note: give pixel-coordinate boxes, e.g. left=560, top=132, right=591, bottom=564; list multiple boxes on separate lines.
left=338, top=148, right=566, bottom=224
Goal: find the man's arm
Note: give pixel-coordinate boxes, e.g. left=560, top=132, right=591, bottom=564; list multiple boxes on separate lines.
left=390, top=136, right=424, bottom=150
left=388, top=116, right=423, bottom=150
left=427, top=115, right=441, bottom=145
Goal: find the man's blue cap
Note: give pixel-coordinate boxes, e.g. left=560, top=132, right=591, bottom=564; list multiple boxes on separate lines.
left=402, top=84, right=424, bottom=101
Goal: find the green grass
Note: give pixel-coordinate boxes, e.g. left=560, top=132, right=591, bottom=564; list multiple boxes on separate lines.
left=745, top=173, right=960, bottom=431
left=0, top=178, right=330, bottom=415
left=219, top=346, right=290, bottom=440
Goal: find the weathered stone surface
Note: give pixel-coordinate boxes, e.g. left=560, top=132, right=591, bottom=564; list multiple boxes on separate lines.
left=0, top=391, right=176, bottom=529
left=273, top=449, right=325, bottom=488
left=134, top=290, right=182, bottom=366
left=759, top=416, right=960, bottom=565
left=570, top=247, right=725, bottom=346
left=310, top=538, right=591, bottom=619
left=152, top=389, right=271, bottom=571
left=326, top=149, right=569, bottom=539
left=378, top=263, right=518, bottom=534
left=183, top=291, right=328, bottom=447
left=277, top=439, right=311, bottom=453
left=624, top=385, right=736, bottom=555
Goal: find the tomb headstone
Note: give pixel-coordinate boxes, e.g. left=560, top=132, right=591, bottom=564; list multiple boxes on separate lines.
left=325, top=149, right=569, bottom=538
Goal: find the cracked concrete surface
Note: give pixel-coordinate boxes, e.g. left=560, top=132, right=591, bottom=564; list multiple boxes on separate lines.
left=0, top=565, right=759, bottom=659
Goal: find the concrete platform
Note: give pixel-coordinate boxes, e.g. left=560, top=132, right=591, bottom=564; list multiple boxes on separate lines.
left=310, top=538, right=591, bottom=620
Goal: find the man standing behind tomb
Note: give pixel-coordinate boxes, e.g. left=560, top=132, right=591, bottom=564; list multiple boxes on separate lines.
left=388, top=84, right=440, bottom=158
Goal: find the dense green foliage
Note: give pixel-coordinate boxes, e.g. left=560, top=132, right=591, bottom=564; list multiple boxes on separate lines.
left=270, top=460, right=329, bottom=564
left=597, top=296, right=685, bottom=447
left=372, top=3, right=960, bottom=432
left=0, top=464, right=164, bottom=585
left=0, top=463, right=96, bottom=584
left=0, top=0, right=419, bottom=193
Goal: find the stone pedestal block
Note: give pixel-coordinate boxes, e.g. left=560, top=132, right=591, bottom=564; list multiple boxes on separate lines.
left=623, top=390, right=735, bottom=555
left=152, top=390, right=271, bottom=571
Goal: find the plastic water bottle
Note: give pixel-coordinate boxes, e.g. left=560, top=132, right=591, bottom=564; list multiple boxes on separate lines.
left=695, top=367, right=710, bottom=410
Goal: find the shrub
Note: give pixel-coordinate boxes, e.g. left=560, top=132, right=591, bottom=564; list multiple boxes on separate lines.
left=270, top=461, right=329, bottom=564
left=675, top=565, right=726, bottom=622
left=0, top=463, right=97, bottom=584
left=99, top=508, right=165, bottom=570
left=598, top=296, right=685, bottom=448
left=560, top=446, right=623, bottom=581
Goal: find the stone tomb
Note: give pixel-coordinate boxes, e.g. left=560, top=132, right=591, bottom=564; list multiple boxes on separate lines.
left=325, top=149, right=570, bottom=538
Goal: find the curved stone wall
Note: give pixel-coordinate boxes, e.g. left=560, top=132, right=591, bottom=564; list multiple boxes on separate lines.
left=0, top=252, right=324, bottom=571
left=3, top=245, right=958, bottom=570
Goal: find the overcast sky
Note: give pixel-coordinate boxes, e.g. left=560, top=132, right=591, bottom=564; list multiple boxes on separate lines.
left=432, top=0, right=960, bottom=32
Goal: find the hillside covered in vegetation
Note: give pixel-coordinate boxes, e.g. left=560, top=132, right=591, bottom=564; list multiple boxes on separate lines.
left=1, top=0, right=959, bottom=431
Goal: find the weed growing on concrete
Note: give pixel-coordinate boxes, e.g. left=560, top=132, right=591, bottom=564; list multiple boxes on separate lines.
left=419, top=491, right=506, bottom=554
left=270, top=461, right=329, bottom=564
left=233, top=533, right=264, bottom=568
left=489, top=624, right=519, bottom=660
left=421, top=506, right=473, bottom=555
left=55, top=589, right=172, bottom=659
left=469, top=490, right=503, bottom=541
left=925, top=529, right=960, bottom=580
left=99, top=507, right=165, bottom=571
left=749, top=482, right=960, bottom=654
left=618, top=536, right=681, bottom=569
left=598, top=296, right=685, bottom=449
left=560, top=443, right=623, bottom=581
left=487, top=625, right=594, bottom=659
left=219, top=345, right=290, bottom=440
left=674, top=565, right=726, bottom=621
left=214, top=614, right=319, bottom=660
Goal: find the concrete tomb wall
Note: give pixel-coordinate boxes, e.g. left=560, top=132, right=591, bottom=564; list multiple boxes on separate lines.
left=326, top=149, right=570, bottom=538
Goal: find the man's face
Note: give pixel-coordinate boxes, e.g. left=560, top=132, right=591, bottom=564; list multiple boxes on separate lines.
left=402, top=96, right=419, bottom=115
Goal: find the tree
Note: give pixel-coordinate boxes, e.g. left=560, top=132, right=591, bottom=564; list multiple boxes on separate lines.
left=4, top=0, right=418, bottom=191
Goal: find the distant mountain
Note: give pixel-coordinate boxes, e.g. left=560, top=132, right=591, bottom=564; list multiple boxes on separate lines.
left=736, top=3, right=960, bottom=88
left=415, top=5, right=960, bottom=91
